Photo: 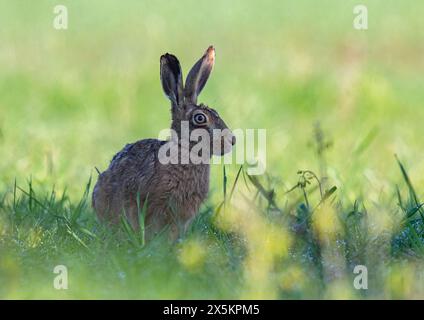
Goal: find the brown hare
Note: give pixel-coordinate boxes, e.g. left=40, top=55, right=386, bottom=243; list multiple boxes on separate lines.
left=92, top=46, right=235, bottom=240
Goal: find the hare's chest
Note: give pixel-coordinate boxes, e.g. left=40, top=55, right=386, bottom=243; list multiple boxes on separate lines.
left=153, top=163, right=210, bottom=216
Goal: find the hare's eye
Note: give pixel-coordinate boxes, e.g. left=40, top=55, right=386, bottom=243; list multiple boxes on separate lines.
left=193, top=113, right=207, bottom=125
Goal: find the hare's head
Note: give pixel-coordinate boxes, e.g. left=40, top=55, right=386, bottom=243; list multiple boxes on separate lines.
left=160, top=46, right=235, bottom=156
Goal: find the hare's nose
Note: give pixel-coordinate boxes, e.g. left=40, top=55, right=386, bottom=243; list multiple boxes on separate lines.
left=231, top=135, right=236, bottom=145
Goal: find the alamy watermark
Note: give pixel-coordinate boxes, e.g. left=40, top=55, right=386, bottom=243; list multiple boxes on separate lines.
left=53, top=5, right=68, bottom=30
left=53, top=265, right=68, bottom=290
left=353, top=4, right=368, bottom=30
left=353, top=265, right=368, bottom=290
left=157, top=122, right=266, bottom=175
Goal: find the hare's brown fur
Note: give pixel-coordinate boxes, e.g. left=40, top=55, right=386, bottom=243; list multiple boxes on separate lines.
left=92, top=46, right=234, bottom=240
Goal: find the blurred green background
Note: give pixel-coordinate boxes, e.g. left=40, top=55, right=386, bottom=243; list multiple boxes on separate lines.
left=0, top=0, right=424, bottom=299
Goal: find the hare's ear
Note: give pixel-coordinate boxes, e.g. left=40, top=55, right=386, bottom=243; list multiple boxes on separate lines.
left=160, top=53, right=183, bottom=106
left=184, top=46, right=215, bottom=104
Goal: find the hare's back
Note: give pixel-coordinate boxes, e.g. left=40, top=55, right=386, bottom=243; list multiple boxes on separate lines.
left=93, top=139, right=164, bottom=204
left=110, top=139, right=163, bottom=168
left=105, top=139, right=165, bottom=182
left=92, top=139, right=164, bottom=222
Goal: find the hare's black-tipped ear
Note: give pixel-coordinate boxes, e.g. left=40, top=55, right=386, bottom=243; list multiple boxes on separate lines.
left=160, top=53, right=183, bottom=106
left=184, top=46, right=215, bottom=104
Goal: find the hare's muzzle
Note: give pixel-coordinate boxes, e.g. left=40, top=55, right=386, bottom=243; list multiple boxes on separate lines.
left=220, top=131, right=235, bottom=155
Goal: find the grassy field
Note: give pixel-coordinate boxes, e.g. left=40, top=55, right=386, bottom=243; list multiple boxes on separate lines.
left=1, top=0, right=424, bottom=299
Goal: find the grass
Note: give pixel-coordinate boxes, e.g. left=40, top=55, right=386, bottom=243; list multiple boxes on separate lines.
left=1, top=0, right=424, bottom=299
left=1, top=154, right=423, bottom=299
